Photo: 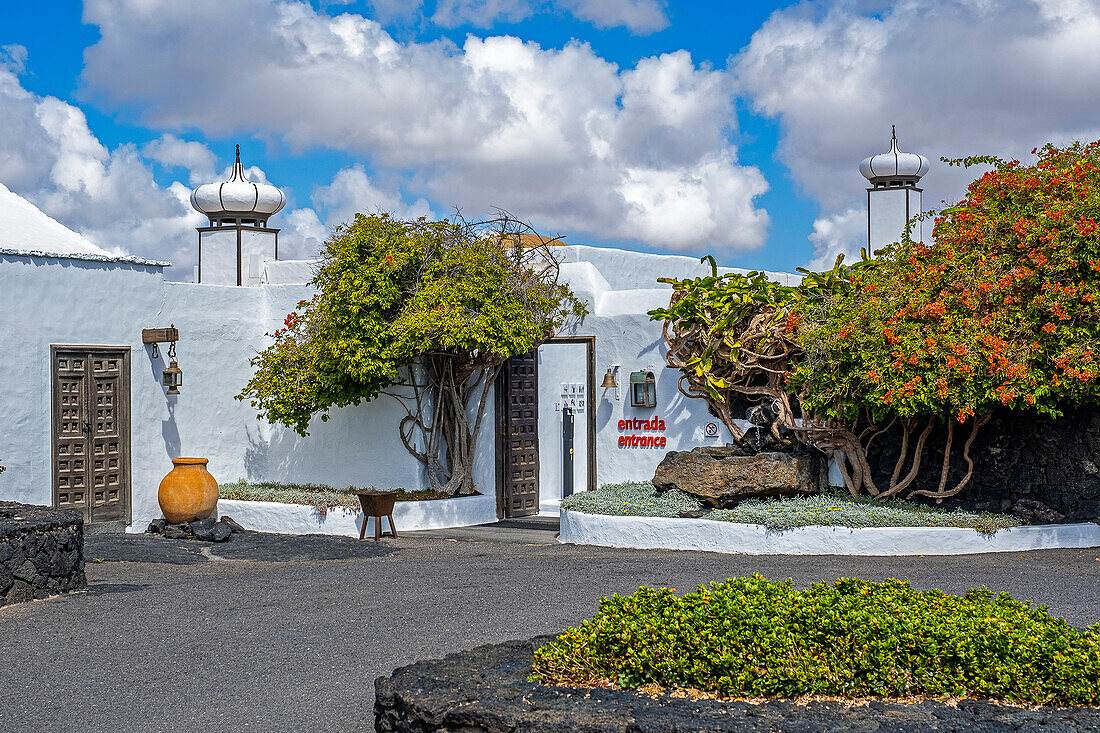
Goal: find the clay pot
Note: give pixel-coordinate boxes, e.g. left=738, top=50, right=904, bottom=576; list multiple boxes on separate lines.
left=158, top=457, right=219, bottom=524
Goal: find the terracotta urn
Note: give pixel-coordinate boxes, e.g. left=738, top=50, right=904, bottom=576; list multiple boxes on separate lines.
left=158, top=457, right=219, bottom=524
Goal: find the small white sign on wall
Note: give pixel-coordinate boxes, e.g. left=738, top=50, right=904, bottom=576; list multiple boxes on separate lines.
left=559, top=382, right=586, bottom=413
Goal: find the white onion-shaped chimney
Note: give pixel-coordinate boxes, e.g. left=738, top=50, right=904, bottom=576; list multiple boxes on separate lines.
left=190, top=145, right=286, bottom=223
left=859, top=126, right=929, bottom=186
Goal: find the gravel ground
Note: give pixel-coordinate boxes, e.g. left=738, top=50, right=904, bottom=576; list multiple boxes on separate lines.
left=1, top=521, right=1098, bottom=732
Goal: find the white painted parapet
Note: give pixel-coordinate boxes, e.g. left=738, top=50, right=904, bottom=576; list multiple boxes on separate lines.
left=559, top=510, right=1100, bottom=556
left=201, top=494, right=498, bottom=537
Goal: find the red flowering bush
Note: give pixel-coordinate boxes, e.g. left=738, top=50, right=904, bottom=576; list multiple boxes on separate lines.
left=655, top=140, right=1100, bottom=501
left=798, top=140, right=1100, bottom=423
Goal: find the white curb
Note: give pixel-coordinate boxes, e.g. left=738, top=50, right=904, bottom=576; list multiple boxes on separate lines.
left=559, top=509, right=1100, bottom=556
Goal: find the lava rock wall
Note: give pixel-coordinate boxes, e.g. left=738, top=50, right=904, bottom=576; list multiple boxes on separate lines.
left=866, top=407, right=1100, bottom=523
left=0, top=502, right=86, bottom=606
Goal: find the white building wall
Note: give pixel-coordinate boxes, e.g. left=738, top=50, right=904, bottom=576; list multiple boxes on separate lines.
left=868, top=186, right=923, bottom=251
left=554, top=262, right=738, bottom=488
left=198, top=229, right=238, bottom=285
left=0, top=256, right=495, bottom=528
left=537, top=342, right=590, bottom=510
left=1, top=241, right=812, bottom=528
left=0, top=253, right=167, bottom=510
left=240, top=229, right=276, bottom=286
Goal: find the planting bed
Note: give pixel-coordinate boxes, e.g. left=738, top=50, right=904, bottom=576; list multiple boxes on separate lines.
left=560, top=483, right=1100, bottom=555
left=562, top=483, right=1020, bottom=531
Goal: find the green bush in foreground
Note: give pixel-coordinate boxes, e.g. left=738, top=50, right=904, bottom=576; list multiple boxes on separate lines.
left=532, top=576, right=1100, bottom=705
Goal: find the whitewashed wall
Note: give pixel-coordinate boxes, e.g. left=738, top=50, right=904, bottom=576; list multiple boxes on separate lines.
left=552, top=253, right=739, bottom=488
left=1, top=242, right=806, bottom=529
left=537, top=341, right=590, bottom=511
left=0, top=253, right=167, bottom=514
left=0, top=254, right=495, bottom=529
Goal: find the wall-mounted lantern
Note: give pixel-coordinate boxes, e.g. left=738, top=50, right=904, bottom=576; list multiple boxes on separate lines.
left=629, top=371, right=657, bottom=408
left=143, top=325, right=183, bottom=395
left=162, top=345, right=183, bottom=395
left=601, top=364, right=621, bottom=401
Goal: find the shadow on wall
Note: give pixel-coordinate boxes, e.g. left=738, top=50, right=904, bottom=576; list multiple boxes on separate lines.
left=244, top=423, right=270, bottom=480
left=146, top=347, right=181, bottom=459
left=637, top=334, right=663, bottom=360
left=596, top=397, right=615, bottom=431
left=256, top=406, right=426, bottom=490
left=162, top=400, right=181, bottom=459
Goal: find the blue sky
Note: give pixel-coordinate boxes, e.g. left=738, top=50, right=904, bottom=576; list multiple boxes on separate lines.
left=2, top=1, right=1098, bottom=277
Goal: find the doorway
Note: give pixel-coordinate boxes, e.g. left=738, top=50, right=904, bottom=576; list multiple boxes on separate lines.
left=496, top=337, right=596, bottom=519
left=51, top=346, right=131, bottom=525
left=497, top=348, right=540, bottom=518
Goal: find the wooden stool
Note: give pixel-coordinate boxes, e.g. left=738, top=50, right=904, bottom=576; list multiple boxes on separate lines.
left=354, top=490, right=398, bottom=541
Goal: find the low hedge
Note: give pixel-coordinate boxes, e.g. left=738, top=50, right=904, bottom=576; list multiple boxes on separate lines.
left=218, top=480, right=451, bottom=515
left=531, top=576, right=1100, bottom=705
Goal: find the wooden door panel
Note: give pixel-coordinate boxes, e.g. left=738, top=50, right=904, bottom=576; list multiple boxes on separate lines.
left=54, top=353, right=89, bottom=515
left=502, top=350, right=539, bottom=517
left=52, top=348, right=130, bottom=524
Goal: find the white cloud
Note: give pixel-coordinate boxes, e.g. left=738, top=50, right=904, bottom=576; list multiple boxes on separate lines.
left=0, top=66, right=204, bottom=269
left=81, top=0, right=766, bottom=255
left=0, top=44, right=28, bottom=73
left=806, top=207, right=864, bottom=271
left=559, top=0, right=667, bottom=33
left=430, top=0, right=667, bottom=32
left=432, top=0, right=532, bottom=27
left=142, top=134, right=217, bottom=185
left=312, top=164, right=434, bottom=227
left=733, top=0, right=1100, bottom=268
left=0, top=60, right=432, bottom=275
left=281, top=207, right=328, bottom=260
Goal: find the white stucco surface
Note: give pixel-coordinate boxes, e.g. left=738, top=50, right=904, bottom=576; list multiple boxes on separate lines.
left=556, top=244, right=800, bottom=289
left=559, top=510, right=1100, bottom=555
left=0, top=253, right=167, bottom=515
left=216, top=494, right=497, bottom=537
left=0, top=253, right=497, bottom=530
left=537, top=342, right=590, bottom=507
left=868, top=186, right=923, bottom=251
left=198, top=228, right=238, bottom=285
left=554, top=264, right=741, bottom=488
left=263, top=258, right=319, bottom=284
left=0, top=233, right=844, bottom=534
left=0, top=182, right=111, bottom=256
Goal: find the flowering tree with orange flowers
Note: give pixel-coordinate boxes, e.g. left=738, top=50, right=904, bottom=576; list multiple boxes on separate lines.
left=656, top=140, right=1100, bottom=502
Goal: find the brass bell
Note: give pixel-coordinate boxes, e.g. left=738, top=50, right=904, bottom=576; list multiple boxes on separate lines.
left=601, top=368, right=618, bottom=388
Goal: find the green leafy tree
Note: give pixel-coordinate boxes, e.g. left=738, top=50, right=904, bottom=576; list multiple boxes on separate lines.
left=240, top=213, right=586, bottom=495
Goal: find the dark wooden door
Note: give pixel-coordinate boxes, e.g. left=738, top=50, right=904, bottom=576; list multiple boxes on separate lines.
left=52, top=348, right=131, bottom=524
left=500, top=349, right=539, bottom=517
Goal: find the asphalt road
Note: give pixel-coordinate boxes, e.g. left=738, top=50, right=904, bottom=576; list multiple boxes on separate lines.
left=2, top=521, right=1099, bottom=732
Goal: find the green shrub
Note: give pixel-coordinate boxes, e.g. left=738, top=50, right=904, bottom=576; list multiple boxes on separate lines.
left=560, top=482, right=703, bottom=517
left=532, top=576, right=1100, bottom=705
left=562, top=483, right=1019, bottom=532
left=710, top=491, right=1020, bottom=534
